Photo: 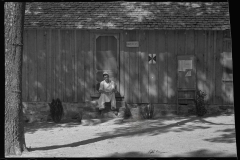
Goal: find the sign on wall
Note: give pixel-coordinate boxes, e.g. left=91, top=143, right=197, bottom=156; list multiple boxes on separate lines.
left=126, top=41, right=139, bottom=47
left=178, top=60, right=192, bottom=71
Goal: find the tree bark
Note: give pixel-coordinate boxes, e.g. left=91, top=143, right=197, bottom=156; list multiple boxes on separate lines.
left=5, top=2, right=27, bottom=156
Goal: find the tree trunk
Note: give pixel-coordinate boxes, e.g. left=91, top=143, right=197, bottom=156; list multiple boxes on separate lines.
left=5, top=2, right=27, bottom=156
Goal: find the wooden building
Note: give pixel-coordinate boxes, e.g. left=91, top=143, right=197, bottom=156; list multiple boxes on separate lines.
left=22, top=2, right=233, bottom=109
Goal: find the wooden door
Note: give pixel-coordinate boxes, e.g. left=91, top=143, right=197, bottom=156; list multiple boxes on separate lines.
left=94, top=34, right=119, bottom=92
left=177, top=55, right=196, bottom=105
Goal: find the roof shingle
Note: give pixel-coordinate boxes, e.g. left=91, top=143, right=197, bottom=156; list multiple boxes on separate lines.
left=24, top=2, right=230, bottom=30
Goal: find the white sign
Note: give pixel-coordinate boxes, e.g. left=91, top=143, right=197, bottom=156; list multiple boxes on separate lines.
left=178, top=60, right=192, bottom=71
left=126, top=41, right=139, bottom=47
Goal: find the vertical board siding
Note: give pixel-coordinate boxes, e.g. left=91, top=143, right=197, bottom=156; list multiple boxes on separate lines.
left=123, top=31, right=130, bottom=103
left=177, top=31, right=185, bottom=55
left=89, top=32, right=94, bottom=100
left=37, top=30, right=47, bottom=101
left=167, top=31, right=177, bottom=104
left=186, top=30, right=195, bottom=55
left=74, top=30, right=78, bottom=102
left=60, top=30, right=66, bottom=101
left=136, top=31, right=141, bottom=102
left=53, top=30, right=60, bottom=100
left=22, top=31, right=28, bottom=101
left=156, top=30, right=167, bottom=103
left=138, top=30, right=149, bottom=103
left=65, top=30, right=73, bottom=102
left=128, top=30, right=138, bottom=103
left=83, top=31, right=91, bottom=101
left=222, top=30, right=233, bottom=105
left=46, top=30, right=51, bottom=102
left=196, top=31, right=206, bottom=93
left=215, top=31, right=223, bottom=105
left=119, top=31, right=125, bottom=98
left=28, top=30, right=38, bottom=101
left=148, top=30, right=158, bottom=103
left=76, top=30, right=84, bottom=102
left=206, top=31, right=215, bottom=103
left=23, top=29, right=232, bottom=106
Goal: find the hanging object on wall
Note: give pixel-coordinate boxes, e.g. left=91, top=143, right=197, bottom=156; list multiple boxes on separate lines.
left=152, top=54, right=156, bottom=64
left=148, top=54, right=153, bottom=64
left=148, top=54, right=156, bottom=64
left=178, top=59, right=192, bottom=71
left=126, top=41, right=139, bottom=47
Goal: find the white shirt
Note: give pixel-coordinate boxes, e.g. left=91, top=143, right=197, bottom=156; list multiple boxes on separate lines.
left=99, top=80, right=115, bottom=93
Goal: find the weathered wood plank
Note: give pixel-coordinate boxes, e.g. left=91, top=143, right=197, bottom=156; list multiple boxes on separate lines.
left=51, top=30, right=58, bottom=100
left=46, top=29, right=51, bottom=102
left=22, top=30, right=28, bottom=101
left=73, top=30, right=77, bottom=102
left=186, top=30, right=195, bottom=55
left=59, top=30, right=66, bottom=101
left=65, top=30, right=72, bottom=102
left=156, top=30, right=167, bottom=103
left=148, top=30, right=158, bottom=103
left=89, top=32, right=94, bottom=100
left=76, top=30, right=84, bottom=102
left=27, top=30, right=38, bottom=101
left=57, top=30, right=63, bottom=100
left=136, top=30, right=140, bottom=102
left=69, top=30, right=75, bottom=102
left=222, top=30, right=233, bottom=105
left=124, top=31, right=130, bottom=103
left=206, top=31, right=215, bottom=104
left=83, top=31, right=91, bottom=102
left=177, top=30, right=185, bottom=55
left=119, top=32, right=125, bottom=97
left=139, top=30, right=149, bottom=103
left=196, top=31, right=206, bottom=93
left=214, top=31, right=223, bottom=105
left=128, top=30, right=137, bottom=103
left=167, top=31, right=177, bottom=104
left=37, top=29, right=47, bottom=101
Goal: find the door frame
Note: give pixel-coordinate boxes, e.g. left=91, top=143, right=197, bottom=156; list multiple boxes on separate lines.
left=93, top=32, right=120, bottom=93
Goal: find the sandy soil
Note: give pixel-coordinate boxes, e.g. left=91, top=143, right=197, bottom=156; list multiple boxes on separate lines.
left=7, top=113, right=237, bottom=158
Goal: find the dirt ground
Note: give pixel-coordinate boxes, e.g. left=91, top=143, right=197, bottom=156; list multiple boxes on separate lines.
left=7, top=113, right=237, bottom=158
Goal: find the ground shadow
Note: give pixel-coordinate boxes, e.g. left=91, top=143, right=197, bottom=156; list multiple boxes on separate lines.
left=204, top=128, right=236, bottom=143
left=28, top=116, right=215, bottom=151
left=24, top=120, right=82, bottom=134
left=172, top=149, right=237, bottom=157
left=27, top=113, right=235, bottom=152
left=106, top=151, right=157, bottom=157
left=105, top=149, right=236, bottom=157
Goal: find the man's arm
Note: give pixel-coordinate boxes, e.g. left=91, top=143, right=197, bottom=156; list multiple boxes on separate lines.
left=98, top=81, right=106, bottom=94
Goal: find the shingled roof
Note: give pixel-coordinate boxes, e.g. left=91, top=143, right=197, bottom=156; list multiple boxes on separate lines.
left=24, top=2, right=230, bottom=30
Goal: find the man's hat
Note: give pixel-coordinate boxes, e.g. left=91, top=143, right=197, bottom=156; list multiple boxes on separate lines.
left=103, top=71, right=109, bottom=77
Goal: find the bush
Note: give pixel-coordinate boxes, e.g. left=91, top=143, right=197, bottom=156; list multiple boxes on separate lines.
left=139, top=104, right=154, bottom=119
left=123, top=103, right=132, bottom=119
left=48, top=98, right=64, bottom=123
left=194, top=90, right=207, bottom=117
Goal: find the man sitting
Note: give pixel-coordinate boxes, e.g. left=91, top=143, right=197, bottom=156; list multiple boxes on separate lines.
left=97, top=71, right=117, bottom=115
